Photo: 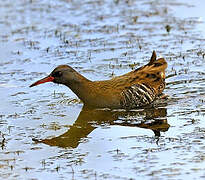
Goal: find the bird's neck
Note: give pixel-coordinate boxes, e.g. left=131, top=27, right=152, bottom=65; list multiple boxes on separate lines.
left=65, top=73, right=93, bottom=104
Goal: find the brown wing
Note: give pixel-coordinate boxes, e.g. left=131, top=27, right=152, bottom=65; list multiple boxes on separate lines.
left=126, top=51, right=167, bottom=93
left=120, top=51, right=167, bottom=109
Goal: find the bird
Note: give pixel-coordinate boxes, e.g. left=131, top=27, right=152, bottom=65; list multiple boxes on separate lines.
left=30, top=51, right=167, bottom=110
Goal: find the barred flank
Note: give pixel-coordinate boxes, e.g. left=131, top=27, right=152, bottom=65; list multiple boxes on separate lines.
left=120, top=83, right=158, bottom=109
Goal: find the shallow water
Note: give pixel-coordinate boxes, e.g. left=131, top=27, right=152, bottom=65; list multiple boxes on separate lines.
left=0, top=0, right=205, bottom=179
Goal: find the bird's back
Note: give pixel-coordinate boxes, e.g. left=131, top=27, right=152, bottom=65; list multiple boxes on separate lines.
left=119, top=51, right=167, bottom=109
left=88, top=51, right=167, bottom=109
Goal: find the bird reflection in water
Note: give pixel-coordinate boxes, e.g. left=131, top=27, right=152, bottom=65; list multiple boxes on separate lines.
left=33, top=105, right=169, bottom=148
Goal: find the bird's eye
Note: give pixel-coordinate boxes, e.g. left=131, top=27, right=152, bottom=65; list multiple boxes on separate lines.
left=53, top=71, right=62, bottom=77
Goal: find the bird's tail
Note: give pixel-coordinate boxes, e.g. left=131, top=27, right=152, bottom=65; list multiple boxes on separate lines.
left=133, top=51, right=167, bottom=94
left=140, top=50, right=167, bottom=79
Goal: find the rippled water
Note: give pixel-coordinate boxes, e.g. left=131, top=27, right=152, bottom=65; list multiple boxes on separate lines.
left=0, top=0, right=205, bottom=179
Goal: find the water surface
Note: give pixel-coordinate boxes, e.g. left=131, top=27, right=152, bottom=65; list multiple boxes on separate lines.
left=0, top=0, right=205, bottom=179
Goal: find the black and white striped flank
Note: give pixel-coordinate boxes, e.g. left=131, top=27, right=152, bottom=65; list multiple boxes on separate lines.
left=120, top=83, right=158, bottom=109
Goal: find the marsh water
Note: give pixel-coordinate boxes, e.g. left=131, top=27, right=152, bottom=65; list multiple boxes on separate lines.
left=0, top=0, right=205, bottom=179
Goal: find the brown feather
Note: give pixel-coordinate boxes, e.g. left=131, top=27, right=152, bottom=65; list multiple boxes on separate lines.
left=30, top=51, right=167, bottom=109
left=148, top=50, right=157, bottom=65
left=84, top=52, right=167, bottom=109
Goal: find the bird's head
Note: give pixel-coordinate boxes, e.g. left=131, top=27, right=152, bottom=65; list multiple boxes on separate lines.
left=30, top=65, right=79, bottom=87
